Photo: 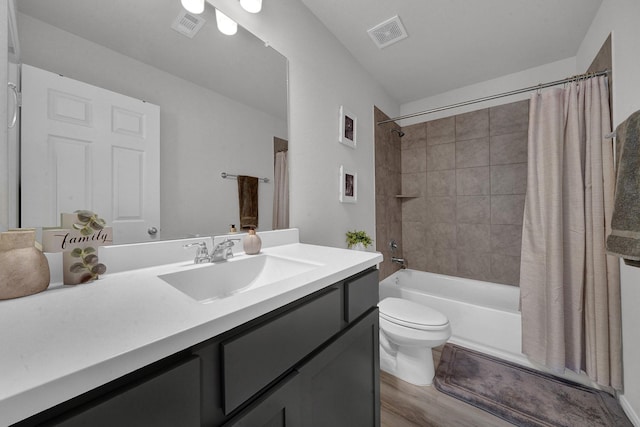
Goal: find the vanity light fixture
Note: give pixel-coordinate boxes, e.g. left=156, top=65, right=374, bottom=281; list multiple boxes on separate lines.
left=181, top=0, right=205, bottom=14
left=215, top=9, right=238, bottom=35
left=240, top=0, right=262, bottom=13
left=188, top=0, right=261, bottom=36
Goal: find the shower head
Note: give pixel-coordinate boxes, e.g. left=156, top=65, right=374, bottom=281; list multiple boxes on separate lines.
left=391, top=128, right=405, bottom=137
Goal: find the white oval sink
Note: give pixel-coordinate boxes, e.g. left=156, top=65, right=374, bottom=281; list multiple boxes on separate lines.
left=158, top=254, right=321, bottom=303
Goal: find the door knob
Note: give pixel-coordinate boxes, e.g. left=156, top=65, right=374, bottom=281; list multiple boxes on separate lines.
left=148, top=226, right=158, bottom=235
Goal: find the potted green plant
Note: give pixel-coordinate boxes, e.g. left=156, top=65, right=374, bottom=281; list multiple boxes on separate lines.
left=345, top=230, right=373, bottom=251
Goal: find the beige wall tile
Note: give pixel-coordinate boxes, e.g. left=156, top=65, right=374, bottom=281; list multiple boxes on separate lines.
left=430, top=248, right=458, bottom=276
left=490, top=224, right=523, bottom=256
left=402, top=146, right=427, bottom=173
left=427, top=143, right=456, bottom=171
left=427, top=170, right=457, bottom=196
left=490, top=163, right=527, bottom=195
left=490, top=131, right=528, bottom=165
left=457, top=223, right=491, bottom=252
left=377, top=101, right=529, bottom=286
left=456, top=137, right=490, bottom=168
left=427, top=222, right=457, bottom=248
left=427, top=196, right=457, bottom=224
left=401, top=122, right=427, bottom=150
left=458, top=251, right=492, bottom=281
left=490, top=100, right=529, bottom=136
left=427, top=116, right=455, bottom=146
left=456, top=167, right=490, bottom=195
left=456, top=109, right=489, bottom=141
left=457, top=196, right=490, bottom=224
left=491, top=254, right=521, bottom=285
left=491, top=195, right=526, bottom=225
left=402, top=172, right=426, bottom=197
left=403, top=221, right=426, bottom=253
left=402, top=197, right=426, bottom=222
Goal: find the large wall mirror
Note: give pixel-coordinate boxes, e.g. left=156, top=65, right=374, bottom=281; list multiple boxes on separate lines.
left=13, top=0, right=288, bottom=243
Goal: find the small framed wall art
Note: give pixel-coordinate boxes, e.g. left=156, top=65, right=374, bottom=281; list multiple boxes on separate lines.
left=339, top=105, right=357, bottom=148
left=339, top=165, right=357, bottom=203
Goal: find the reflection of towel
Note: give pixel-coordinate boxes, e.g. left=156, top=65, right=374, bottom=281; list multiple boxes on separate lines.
left=606, top=110, right=640, bottom=266
left=238, top=175, right=259, bottom=230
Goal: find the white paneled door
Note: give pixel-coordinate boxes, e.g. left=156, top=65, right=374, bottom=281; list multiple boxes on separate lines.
left=21, top=64, right=160, bottom=244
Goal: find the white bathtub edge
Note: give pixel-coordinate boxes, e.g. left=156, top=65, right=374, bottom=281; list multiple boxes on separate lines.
left=620, top=395, right=640, bottom=427
left=446, top=337, right=529, bottom=368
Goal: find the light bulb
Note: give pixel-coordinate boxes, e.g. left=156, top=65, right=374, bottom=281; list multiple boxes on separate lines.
left=215, top=9, right=238, bottom=35
left=240, top=0, right=262, bottom=14
left=181, top=0, right=204, bottom=14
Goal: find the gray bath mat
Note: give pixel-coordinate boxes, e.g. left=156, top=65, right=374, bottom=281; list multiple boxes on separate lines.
left=434, top=344, right=632, bottom=427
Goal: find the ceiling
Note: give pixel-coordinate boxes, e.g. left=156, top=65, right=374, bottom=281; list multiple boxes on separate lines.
left=301, top=0, right=604, bottom=105
left=16, top=0, right=604, bottom=112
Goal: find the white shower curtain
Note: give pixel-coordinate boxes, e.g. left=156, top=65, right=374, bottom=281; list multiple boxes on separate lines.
left=272, top=150, right=289, bottom=229
left=520, top=76, right=622, bottom=390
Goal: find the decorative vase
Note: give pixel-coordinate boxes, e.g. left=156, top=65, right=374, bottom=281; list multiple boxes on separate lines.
left=351, top=242, right=366, bottom=251
left=0, top=229, right=51, bottom=300
left=243, top=229, right=262, bottom=255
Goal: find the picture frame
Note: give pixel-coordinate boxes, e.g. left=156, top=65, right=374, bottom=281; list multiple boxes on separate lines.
left=338, top=105, right=357, bottom=148
left=339, top=165, right=357, bottom=203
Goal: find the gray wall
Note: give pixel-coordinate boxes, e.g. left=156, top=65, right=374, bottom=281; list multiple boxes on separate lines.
left=399, top=100, right=529, bottom=285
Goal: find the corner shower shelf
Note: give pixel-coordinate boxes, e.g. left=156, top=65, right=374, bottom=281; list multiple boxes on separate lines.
left=395, top=194, right=418, bottom=199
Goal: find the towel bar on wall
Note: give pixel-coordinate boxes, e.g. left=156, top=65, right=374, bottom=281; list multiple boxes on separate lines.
left=221, top=172, right=270, bottom=183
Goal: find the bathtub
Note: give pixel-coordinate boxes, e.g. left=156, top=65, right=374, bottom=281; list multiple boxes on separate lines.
left=379, top=269, right=598, bottom=387
left=380, top=269, right=523, bottom=364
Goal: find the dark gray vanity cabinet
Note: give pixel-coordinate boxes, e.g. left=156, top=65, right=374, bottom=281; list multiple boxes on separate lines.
left=221, top=371, right=302, bottom=427
left=41, top=356, right=202, bottom=427
left=300, top=308, right=380, bottom=426
left=14, top=267, right=379, bottom=427
left=221, top=286, right=343, bottom=414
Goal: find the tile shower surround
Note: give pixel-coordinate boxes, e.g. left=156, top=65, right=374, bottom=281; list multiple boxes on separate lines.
left=380, top=100, right=529, bottom=286
left=374, top=107, right=403, bottom=280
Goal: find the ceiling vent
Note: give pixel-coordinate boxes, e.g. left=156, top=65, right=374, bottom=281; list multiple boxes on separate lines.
left=367, top=15, right=408, bottom=49
left=171, top=10, right=206, bottom=39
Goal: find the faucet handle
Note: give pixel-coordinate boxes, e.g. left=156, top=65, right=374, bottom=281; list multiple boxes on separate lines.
left=184, top=241, right=208, bottom=251
left=184, top=241, right=210, bottom=263
left=217, top=238, right=240, bottom=249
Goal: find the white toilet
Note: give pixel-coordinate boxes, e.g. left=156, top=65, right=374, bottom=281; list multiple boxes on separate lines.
left=378, top=297, right=451, bottom=386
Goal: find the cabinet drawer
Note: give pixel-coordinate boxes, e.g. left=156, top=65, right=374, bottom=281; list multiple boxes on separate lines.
left=344, top=268, right=379, bottom=323
left=50, top=356, right=201, bottom=427
left=222, top=371, right=301, bottom=427
left=222, top=287, right=341, bottom=414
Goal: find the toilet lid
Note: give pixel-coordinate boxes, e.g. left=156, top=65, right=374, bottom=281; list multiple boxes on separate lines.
left=378, top=297, right=449, bottom=328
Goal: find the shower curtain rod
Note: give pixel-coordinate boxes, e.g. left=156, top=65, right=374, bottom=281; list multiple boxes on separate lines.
left=377, top=69, right=611, bottom=125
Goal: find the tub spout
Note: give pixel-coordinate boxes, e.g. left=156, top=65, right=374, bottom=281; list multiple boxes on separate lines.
left=391, top=257, right=407, bottom=269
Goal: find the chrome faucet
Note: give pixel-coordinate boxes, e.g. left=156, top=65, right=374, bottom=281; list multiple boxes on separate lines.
left=389, top=239, right=408, bottom=269
left=210, top=238, right=240, bottom=262
left=184, top=241, right=211, bottom=264
left=391, top=257, right=408, bottom=269
left=184, top=238, right=240, bottom=264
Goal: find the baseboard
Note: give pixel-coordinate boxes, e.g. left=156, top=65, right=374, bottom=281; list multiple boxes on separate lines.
left=620, top=395, right=640, bottom=426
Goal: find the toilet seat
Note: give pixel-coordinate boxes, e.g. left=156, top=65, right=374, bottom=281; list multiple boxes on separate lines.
left=379, top=297, right=449, bottom=331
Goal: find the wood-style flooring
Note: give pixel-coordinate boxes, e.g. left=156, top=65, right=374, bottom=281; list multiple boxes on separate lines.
left=380, top=346, right=513, bottom=427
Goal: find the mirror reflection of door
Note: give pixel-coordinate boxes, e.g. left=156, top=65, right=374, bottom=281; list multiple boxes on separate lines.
left=20, top=64, right=160, bottom=244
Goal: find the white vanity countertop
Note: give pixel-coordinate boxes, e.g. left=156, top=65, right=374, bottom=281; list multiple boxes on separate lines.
left=0, top=232, right=382, bottom=425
